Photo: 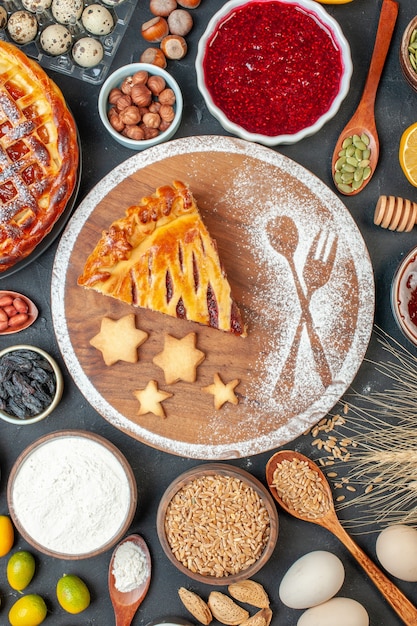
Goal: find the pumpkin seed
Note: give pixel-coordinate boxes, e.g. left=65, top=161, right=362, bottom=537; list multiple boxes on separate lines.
left=334, top=132, right=372, bottom=194
left=409, top=31, right=417, bottom=73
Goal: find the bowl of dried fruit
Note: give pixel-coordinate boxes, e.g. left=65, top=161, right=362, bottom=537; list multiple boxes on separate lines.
left=195, top=0, right=352, bottom=145
left=98, top=62, right=183, bottom=150
left=156, top=463, right=279, bottom=584
left=400, top=16, right=417, bottom=93
left=0, top=345, right=63, bottom=425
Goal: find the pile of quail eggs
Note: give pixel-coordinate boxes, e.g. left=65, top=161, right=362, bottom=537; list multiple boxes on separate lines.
left=0, top=0, right=124, bottom=68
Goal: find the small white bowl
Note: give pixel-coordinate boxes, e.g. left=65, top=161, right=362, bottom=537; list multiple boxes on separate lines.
left=392, top=245, right=417, bottom=346
left=196, top=0, right=352, bottom=146
left=0, top=345, right=63, bottom=425
left=98, top=62, right=183, bottom=150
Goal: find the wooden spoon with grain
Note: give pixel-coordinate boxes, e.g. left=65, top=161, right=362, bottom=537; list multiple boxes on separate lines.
left=266, top=450, right=417, bottom=626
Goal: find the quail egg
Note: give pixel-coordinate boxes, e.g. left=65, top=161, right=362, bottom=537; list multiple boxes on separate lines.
left=40, top=24, right=72, bottom=56
left=7, top=11, right=38, bottom=44
left=72, top=37, right=104, bottom=68
left=82, top=4, right=114, bottom=36
left=22, top=0, right=52, bottom=12
left=51, top=0, right=83, bottom=25
left=0, top=7, right=7, bottom=29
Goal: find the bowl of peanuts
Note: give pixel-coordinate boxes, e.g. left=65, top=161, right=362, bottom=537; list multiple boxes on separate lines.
left=98, top=62, right=183, bottom=150
left=0, top=345, right=63, bottom=425
left=0, top=291, right=38, bottom=335
left=156, top=463, right=279, bottom=584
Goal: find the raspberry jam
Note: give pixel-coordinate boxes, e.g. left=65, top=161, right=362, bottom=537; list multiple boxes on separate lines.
left=203, top=0, right=344, bottom=136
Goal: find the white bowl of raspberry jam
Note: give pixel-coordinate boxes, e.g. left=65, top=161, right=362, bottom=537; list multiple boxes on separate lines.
left=392, top=245, right=417, bottom=347
left=196, top=0, right=352, bottom=145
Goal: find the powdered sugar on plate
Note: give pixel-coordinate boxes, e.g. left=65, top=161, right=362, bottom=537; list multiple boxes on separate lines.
left=52, top=136, right=374, bottom=459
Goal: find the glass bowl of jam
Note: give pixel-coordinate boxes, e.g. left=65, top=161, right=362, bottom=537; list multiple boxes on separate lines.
left=195, top=0, right=352, bottom=146
left=392, top=245, right=417, bottom=346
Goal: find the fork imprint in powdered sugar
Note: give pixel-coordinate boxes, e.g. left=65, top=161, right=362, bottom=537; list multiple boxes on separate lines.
left=267, top=216, right=338, bottom=389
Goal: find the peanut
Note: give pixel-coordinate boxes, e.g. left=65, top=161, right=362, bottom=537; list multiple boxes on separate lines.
left=8, top=313, right=29, bottom=328
left=4, top=305, right=17, bottom=317
left=0, top=294, right=13, bottom=307
left=13, top=297, right=28, bottom=313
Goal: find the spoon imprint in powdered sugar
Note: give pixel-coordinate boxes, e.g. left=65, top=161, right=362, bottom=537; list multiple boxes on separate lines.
left=109, top=534, right=151, bottom=626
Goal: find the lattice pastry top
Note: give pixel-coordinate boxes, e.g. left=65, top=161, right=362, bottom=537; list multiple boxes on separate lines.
left=0, top=40, right=79, bottom=272
left=78, top=180, right=246, bottom=336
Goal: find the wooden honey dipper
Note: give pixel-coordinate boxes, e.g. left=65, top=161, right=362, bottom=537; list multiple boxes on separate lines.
left=374, top=195, right=417, bottom=232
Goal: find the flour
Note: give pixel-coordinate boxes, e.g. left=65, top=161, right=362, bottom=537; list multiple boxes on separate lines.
left=11, top=435, right=132, bottom=555
left=112, top=541, right=149, bottom=592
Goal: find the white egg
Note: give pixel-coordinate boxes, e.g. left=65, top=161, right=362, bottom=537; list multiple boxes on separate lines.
left=40, top=24, right=72, bottom=56
left=82, top=4, right=114, bottom=36
left=72, top=37, right=104, bottom=68
left=279, top=550, right=345, bottom=609
left=376, top=524, right=417, bottom=582
left=297, top=597, right=369, bottom=626
left=52, top=0, right=83, bottom=25
left=7, top=10, right=38, bottom=44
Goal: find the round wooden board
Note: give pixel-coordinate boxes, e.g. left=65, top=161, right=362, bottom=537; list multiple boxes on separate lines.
left=52, top=136, right=374, bottom=459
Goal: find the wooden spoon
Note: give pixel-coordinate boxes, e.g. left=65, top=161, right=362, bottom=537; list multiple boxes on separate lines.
left=266, top=450, right=417, bottom=626
left=331, top=0, right=398, bottom=196
left=109, top=534, right=151, bottom=626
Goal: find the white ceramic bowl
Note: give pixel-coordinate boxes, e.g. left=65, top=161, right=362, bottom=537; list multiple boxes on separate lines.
left=196, top=0, right=352, bottom=146
left=392, top=245, right=417, bottom=346
left=7, top=430, right=137, bottom=559
left=98, top=62, right=183, bottom=150
left=0, top=345, right=63, bottom=425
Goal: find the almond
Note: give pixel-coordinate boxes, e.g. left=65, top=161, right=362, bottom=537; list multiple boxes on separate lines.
left=228, top=580, right=270, bottom=609
left=240, top=608, right=273, bottom=626
left=178, top=587, right=212, bottom=625
left=208, top=591, right=249, bottom=625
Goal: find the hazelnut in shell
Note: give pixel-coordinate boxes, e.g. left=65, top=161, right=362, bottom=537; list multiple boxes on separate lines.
left=150, top=0, right=177, bottom=16
left=167, top=9, right=193, bottom=36
left=140, top=47, right=167, bottom=68
left=160, top=35, right=187, bottom=60
left=141, top=16, right=169, bottom=42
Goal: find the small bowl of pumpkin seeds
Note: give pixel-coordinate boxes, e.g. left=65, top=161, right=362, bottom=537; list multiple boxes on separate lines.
left=400, top=16, right=417, bottom=92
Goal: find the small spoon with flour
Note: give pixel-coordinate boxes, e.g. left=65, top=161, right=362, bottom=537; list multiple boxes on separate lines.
left=109, top=534, right=151, bottom=626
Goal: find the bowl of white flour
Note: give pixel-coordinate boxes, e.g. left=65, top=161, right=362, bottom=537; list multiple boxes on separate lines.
left=7, top=430, right=137, bottom=559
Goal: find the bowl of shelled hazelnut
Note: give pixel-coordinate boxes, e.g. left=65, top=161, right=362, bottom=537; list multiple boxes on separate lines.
left=98, top=62, right=183, bottom=149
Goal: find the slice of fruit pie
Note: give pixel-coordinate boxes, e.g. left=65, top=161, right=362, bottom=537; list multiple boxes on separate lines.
left=78, top=180, right=246, bottom=336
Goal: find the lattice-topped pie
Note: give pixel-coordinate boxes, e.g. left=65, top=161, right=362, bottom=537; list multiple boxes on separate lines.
left=78, top=181, right=247, bottom=336
left=0, top=41, right=79, bottom=272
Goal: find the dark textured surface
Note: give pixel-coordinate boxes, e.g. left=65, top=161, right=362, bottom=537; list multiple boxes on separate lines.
left=1, top=1, right=417, bottom=624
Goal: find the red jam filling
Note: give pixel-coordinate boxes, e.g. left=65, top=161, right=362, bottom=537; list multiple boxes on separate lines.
left=203, top=1, right=344, bottom=136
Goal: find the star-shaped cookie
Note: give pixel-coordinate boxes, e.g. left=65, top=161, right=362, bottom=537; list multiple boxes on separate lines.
left=133, top=380, right=173, bottom=418
left=202, top=373, right=240, bottom=410
left=153, top=332, right=206, bottom=384
left=90, top=314, right=148, bottom=366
